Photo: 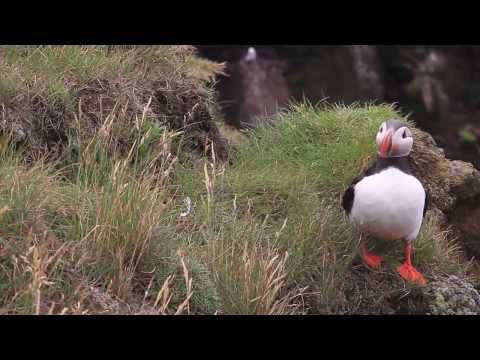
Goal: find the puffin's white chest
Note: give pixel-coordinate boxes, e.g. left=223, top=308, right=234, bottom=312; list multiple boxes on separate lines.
left=350, top=167, right=425, bottom=241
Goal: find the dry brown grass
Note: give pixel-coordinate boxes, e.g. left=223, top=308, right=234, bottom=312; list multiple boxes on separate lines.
left=0, top=96, right=206, bottom=314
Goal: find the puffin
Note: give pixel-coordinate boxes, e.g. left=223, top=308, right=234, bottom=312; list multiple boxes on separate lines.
left=342, top=119, right=428, bottom=286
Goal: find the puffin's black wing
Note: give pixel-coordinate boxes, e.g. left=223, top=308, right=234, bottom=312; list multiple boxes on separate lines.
left=342, top=187, right=355, bottom=215
left=342, top=162, right=377, bottom=216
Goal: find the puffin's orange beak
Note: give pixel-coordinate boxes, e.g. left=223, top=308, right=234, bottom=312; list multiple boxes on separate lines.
left=379, top=129, right=393, bottom=157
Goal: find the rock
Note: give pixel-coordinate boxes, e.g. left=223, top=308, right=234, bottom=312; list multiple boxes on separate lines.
left=423, top=275, right=480, bottom=315
left=410, top=127, right=480, bottom=213
left=410, top=126, right=480, bottom=257
left=86, top=285, right=131, bottom=314
left=449, top=202, right=480, bottom=258
left=449, top=160, right=480, bottom=201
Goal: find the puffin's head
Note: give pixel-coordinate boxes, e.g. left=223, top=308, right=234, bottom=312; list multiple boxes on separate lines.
left=376, top=119, right=413, bottom=158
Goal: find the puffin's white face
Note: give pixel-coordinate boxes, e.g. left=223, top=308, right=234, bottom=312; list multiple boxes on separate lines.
left=375, top=120, right=413, bottom=158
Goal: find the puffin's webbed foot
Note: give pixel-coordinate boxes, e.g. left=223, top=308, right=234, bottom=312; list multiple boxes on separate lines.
left=397, top=262, right=426, bottom=286
left=361, top=249, right=383, bottom=269
left=360, top=236, right=382, bottom=269
left=397, top=241, right=427, bottom=286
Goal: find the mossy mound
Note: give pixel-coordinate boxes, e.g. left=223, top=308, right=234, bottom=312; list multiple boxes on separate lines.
left=0, top=45, right=228, bottom=163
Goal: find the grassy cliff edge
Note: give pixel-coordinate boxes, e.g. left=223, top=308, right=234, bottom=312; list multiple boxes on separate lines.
left=0, top=46, right=475, bottom=314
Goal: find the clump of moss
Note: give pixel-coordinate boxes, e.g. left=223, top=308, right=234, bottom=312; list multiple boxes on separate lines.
left=458, top=129, right=477, bottom=144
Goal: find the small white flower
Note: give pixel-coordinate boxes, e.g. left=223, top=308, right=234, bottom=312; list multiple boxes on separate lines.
left=180, top=197, right=192, bottom=217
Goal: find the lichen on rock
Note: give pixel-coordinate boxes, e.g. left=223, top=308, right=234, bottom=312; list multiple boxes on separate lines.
left=424, top=275, right=480, bottom=315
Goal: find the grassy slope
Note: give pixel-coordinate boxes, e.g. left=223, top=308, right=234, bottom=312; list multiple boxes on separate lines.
left=176, top=102, right=468, bottom=314
left=0, top=100, right=467, bottom=314
left=0, top=46, right=469, bottom=314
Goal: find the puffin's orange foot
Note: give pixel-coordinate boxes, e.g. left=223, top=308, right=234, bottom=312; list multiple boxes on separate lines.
left=396, top=262, right=427, bottom=286
left=361, top=252, right=383, bottom=270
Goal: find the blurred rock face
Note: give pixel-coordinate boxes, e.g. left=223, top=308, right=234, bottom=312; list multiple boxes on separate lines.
left=281, top=45, right=385, bottom=105
left=221, top=49, right=291, bottom=128
left=349, top=45, right=385, bottom=102
left=208, top=45, right=386, bottom=128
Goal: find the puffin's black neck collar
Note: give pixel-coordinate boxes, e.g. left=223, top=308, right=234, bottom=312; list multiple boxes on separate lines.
left=374, top=156, right=412, bottom=175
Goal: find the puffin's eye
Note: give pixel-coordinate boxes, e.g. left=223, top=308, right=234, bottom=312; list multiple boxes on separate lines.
left=379, top=126, right=383, bottom=133
left=402, top=130, right=407, bottom=139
